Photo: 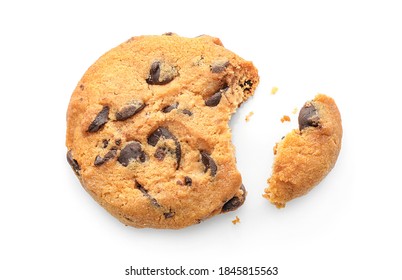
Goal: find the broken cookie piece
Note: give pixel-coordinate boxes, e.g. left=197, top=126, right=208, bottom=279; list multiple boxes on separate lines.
left=263, top=94, right=342, bottom=208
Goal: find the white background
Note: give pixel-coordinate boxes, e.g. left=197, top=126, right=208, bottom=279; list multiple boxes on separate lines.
left=1, top=0, right=401, bottom=279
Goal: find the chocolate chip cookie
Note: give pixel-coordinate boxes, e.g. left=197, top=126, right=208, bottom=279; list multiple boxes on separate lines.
left=263, top=94, right=342, bottom=208
left=66, top=34, right=259, bottom=229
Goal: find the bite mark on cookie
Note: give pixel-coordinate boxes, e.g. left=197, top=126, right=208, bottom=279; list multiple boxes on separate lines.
left=66, top=34, right=260, bottom=229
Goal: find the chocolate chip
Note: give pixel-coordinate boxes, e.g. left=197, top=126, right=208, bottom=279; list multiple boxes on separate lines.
left=164, top=212, right=175, bottom=219
left=135, top=181, right=160, bottom=208
left=147, top=127, right=181, bottom=169
left=298, top=102, right=320, bottom=130
left=181, top=109, right=193, bottom=116
left=67, top=150, right=80, bottom=176
left=146, top=61, right=161, bottom=84
left=184, top=176, right=192, bottom=186
left=241, top=80, right=253, bottom=90
left=145, top=61, right=177, bottom=85
left=102, top=139, right=109, bottom=148
left=115, top=102, right=145, bottom=121
left=94, top=155, right=104, bottom=166
left=104, top=148, right=117, bottom=160
left=118, top=141, right=146, bottom=167
left=79, top=84, right=85, bottom=90
left=94, top=147, right=117, bottom=166
left=147, top=127, right=173, bottom=146
left=87, top=106, right=109, bottom=133
left=222, top=184, right=246, bottom=212
left=205, top=86, right=228, bottom=107
left=115, top=139, right=121, bottom=146
left=200, top=151, right=217, bottom=176
left=154, top=147, right=167, bottom=161
left=136, top=181, right=175, bottom=217
left=210, top=60, right=229, bottom=73
left=162, top=103, right=178, bottom=113
left=222, top=197, right=241, bottom=212
left=173, top=143, right=181, bottom=170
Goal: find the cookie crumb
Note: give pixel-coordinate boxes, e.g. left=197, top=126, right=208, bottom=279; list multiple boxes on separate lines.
left=273, top=142, right=279, bottom=155
left=292, top=107, right=298, bottom=114
left=280, top=115, right=291, bottom=123
left=232, top=216, right=240, bottom=224
left=271, top=86, right=278, bottom=95
left=245, top=111, right=254, bottom=122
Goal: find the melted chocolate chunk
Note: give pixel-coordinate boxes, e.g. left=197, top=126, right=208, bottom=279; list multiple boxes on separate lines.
left=222, top=197, right=241, bottom=212
left=87, top=106, right=109, bottom=132
left=115, top=102, right=145, bottom=121
left=94, top=147, right=117, bottom=166
left=173, top=144, right=181, bottom=170
left=181, top=109, right=193, bottom=116
left=118, top=141, right=146, bottom=167
left=241, top=79, right=253, bottom=90
left=162, top=103, right=179, bottom=113
left=222, top=184, right=246, bottom=212
left=298, top=102, right=320, bottom=130
left=135, top=181, right=160, bottom=208
left=67, top=150, right=80, bottom=176
left=102, top=139, right=109, bottom=148
left=115, top=139, right=121, bottom=146
left=145, top=61, right=176, bottom=85
left=105, top=148, right=118, bottom=159
left=205, top=86, right=228, bottom=107
left=147, top=127, right=173, bottom=146
left=135, top=181, right=174, bottom=218
left=154, top=147, right=167, bottom=161
left=210, top=60, right=229, bottom=73
left=200, top=151, right=217, bottom=176
left=163, top=212, right=175, bottom=219
left=94, top=155, right=104, bottom=166
left=184, top=176, right=192, bottom=186
left=147, top=127, right=181, bottom=169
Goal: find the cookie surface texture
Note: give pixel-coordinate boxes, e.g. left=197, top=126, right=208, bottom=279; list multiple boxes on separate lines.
left=66, top=34, right=259, bottom=229
left=263, top=94, right=342, bottom=208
